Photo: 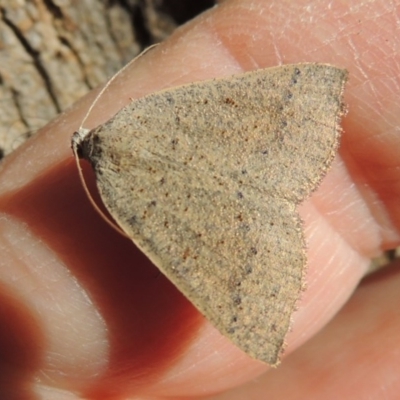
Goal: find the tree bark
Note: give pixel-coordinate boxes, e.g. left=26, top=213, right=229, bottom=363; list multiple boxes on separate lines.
left=0, top=0, right=214, bottom=157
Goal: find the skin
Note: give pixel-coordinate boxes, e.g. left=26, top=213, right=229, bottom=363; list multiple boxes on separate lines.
left=0, top=0, right=399, bottom=399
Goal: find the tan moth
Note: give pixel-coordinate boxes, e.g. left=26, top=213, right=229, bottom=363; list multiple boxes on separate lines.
left=72, top=63, right=347, bottom=365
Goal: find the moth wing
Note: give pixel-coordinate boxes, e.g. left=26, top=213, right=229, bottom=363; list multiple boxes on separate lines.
left=90, top=157, right=305, bottom=364
left=99, top=63, right=346, bottom=204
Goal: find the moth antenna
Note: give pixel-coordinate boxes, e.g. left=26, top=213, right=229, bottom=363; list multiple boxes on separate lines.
left=79, top=43, right=159, bottom=130
left=73, top=44, right=159, bottom=238
left=71, top=138, right=129, bottom=238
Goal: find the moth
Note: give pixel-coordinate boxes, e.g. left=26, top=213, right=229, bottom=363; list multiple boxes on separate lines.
left=72, top=63, right=347, bottom=365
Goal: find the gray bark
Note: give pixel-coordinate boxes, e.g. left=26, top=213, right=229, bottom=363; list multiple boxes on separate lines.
left=0, top=0, right=214, bottom=157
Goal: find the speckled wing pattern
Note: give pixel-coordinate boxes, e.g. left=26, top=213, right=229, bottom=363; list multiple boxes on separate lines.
left=77, top=64, right=347, bottom=365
